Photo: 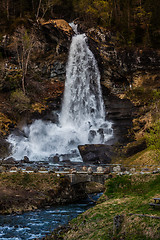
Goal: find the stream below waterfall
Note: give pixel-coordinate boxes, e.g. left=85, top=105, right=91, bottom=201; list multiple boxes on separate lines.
left=0, top=193, right=102, bottom=240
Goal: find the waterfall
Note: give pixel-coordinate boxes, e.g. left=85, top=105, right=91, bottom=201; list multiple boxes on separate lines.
left=7, top=24, right=113, bottom=162
left=61, top=33, right=105, bottom=128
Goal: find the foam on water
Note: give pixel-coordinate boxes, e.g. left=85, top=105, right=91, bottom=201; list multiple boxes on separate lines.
left=0, top=193, right=102, bottom=239
left=7, top=23, right=113, bottom=162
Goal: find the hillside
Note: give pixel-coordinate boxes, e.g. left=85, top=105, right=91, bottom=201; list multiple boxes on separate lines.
left=46, top=174, right=160, bottom=240
left=0, top=2, right=160, bottom=239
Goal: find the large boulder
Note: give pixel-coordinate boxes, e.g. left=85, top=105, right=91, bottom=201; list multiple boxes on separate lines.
left=40, top=19, right=73, bottom=52
left=78, top=144, right=116, bottom=164
left=2, top=157, right=17, bottom=165
left=41, top=19, right=73, bottom=38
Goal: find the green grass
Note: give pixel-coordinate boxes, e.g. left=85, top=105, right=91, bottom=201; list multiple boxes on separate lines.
left=0, top=172, right=62, bottom=190
left=105, top=174, right=160, bottom=199
left=59, top=174, right=160, bottom=240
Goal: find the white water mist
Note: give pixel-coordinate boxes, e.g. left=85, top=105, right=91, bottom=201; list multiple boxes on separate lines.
left=8, top=24, right=113, bottom=162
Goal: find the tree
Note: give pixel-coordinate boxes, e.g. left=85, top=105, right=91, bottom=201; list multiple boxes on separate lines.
left=87, top=0, right=113, bottom=26
left=134, top=5, right=152, bottom=45
left=1, top=0, right=10, bottom=20
left=13, top=27, right=39, bottom=94
left=36, top=0, right=62, bottom=20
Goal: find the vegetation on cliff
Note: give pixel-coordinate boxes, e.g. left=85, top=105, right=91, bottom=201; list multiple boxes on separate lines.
left=0, top=1, right=159, bottom=162
left=120, top=86, right=160, bottom=165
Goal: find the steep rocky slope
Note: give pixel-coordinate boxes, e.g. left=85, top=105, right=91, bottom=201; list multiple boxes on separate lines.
left=0, top=19, right=159, bottom=163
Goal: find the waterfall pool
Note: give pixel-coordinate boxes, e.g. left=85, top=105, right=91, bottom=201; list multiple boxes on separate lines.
left=0, top=193, right=102, bottom=240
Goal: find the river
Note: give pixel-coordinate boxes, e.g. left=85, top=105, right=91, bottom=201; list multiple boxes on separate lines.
left=0, top=193, right=102, bottom=240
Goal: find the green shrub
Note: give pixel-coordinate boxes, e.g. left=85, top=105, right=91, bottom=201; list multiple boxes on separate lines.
left=2, top=72, right=22, bottom=92
left=105, top=175, right=132, bottom=198
left=105, top=175, right=160, bottom=198
left=126, top=87, right=154, bottom=105
left=152, top=89, right=160, bottom=100
left=146, top=121, right=160, bottom=150
left=10, top=89, right=30, bottom=112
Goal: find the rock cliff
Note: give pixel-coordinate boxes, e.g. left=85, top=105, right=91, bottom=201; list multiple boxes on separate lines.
left=0, top=19, right=159, bottom=161
left=85, top=27, right=160, bottom=144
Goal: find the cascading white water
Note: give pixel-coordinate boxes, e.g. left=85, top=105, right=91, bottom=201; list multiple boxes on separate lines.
left=61, top=33, right=104, bottom=128
left=8, top=24, right=113, bottom=162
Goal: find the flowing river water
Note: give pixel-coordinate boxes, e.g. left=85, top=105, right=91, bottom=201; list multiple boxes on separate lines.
left=0, top=193, right=102, bottom=239
left=2, top=23, right=111, bottom=239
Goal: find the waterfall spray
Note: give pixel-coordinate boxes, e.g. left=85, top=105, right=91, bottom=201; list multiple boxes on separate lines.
left=8, top=23, right=113, bottom=162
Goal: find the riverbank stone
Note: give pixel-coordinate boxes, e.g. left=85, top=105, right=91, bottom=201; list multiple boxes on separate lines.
left=21, top=156, right=30, bottom=163
left=97, top=166, right=103, bottom=172
left=88, top=167, right=93, bottom=174
left=3, top=157, right=17, bottom=165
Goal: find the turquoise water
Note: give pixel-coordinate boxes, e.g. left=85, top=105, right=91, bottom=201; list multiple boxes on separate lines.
left=0, top=193, right=102, bottom=240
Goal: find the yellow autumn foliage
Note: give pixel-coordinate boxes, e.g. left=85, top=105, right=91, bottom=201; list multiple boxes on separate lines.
left=0, top=112, right=13, bottom=135
left=31, top=103, right=47, bottom=114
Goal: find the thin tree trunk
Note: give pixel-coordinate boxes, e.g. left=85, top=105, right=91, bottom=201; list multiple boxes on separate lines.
left=32, top=0, right=35, bottom=12
left=128, top=5, right=130, bottom=29
left=22, top=43, right=25, bottom=93
left=113, top=0, right=117, bottom=21
left=25, top=48, right=32, bottom=76
left=20, top=0, right=23, bottom=18
left=22, top=74, right=25, bottom=95
left=15, top=42, right=21, bottom=69
left=36, top=0, right=42, bottom=20
left=23, top=43, right=34, bottom=94
left=6, top=0, right=9, bottom=20
left=41, top=8, right=48, bottom=19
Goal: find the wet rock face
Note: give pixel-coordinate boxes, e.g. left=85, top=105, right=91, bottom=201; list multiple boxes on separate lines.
left=87, top=27, right=160, bottom=78
left=30, top=20, right=71, bottom=83
left=50, top=61, right=66, bottom=80
left=0, top=137, right=10, bottom=159
left=86, top=27, right=160, bottom=144
left=103, top=91, right=135, bottom=144
left=3, top=157, right=16, bottom=165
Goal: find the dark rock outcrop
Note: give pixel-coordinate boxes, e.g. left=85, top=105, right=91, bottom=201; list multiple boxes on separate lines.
left=40, top=19, right=73, bottom=54
left=122, top=138, right=147, bottom=157
left=103, top=91, right=135, bottom=144
left=3, top=157, right=16, bottom=165
left=78, top=144, right=116, bottom=164
left=0, top=137, right=10, bottom=159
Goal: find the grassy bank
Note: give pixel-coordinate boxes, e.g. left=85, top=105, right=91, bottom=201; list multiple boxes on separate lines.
left=49, top=174, right=160, bottom=240
left=0, top=172, right=104, bottom=215
left=0, top=172, right=67, bottom=214
left=112, top=149, right=160, bottom=170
